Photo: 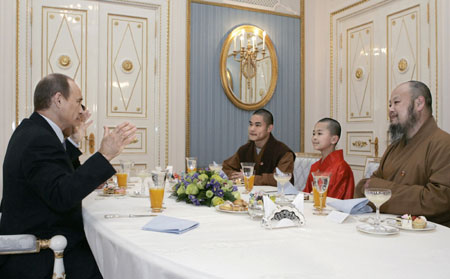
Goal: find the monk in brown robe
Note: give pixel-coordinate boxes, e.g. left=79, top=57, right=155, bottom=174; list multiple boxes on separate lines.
left=355, top=81, right=450, bottom=227
left=222, top=109, right=295, bottom=186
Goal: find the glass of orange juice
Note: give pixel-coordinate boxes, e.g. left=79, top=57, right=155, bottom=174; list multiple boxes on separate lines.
left=312, top=171, right=331, bottom=216
left=241, top=162, right=255, bottom=194
left=185, top=157, right=197, bottom=173
left=149, top=171, right=167, bottom=212
left=116, top=173, right=128, bottom=188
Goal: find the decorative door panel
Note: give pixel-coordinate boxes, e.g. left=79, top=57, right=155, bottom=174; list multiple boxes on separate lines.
left=97, top=3, right=161, bottom=170
left=41, top=7, right=87, bottom=98
left=107, top=14, right=148, bottom=118
left=333, top=0, right=436, bottom=175
left=29, top=0, right=168, bottom=171
left=347, top=22, right=373, bottom=122
left=387, top=6, right=420, bottom=108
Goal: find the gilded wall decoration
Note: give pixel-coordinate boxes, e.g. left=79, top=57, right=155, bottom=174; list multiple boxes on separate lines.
left=347, top=22, right=373, bottom=122
left=107, top=14, right=148, bottom=118
left=387, top=7, right=419, bottom=97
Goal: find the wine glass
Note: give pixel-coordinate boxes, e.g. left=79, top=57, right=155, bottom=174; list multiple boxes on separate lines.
left=311, top=172, right=331, bottom=216
left=209, top=163, right=222, bottom=174
left=185, top=157, right=197, bottom=173
left=273, top=171, right=292, bottom=204
left=137, top=169, right=149, bottom=196
left=240, top=162, right=255, bottom=194
left=364, top=188, right=392, bottom=231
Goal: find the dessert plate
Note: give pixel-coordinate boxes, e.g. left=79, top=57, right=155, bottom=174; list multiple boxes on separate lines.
left=356, top=223, right=400, bottom=235
left=386, top=219, right=437, bottom=231
left=215, top=205, right=248, bottom=214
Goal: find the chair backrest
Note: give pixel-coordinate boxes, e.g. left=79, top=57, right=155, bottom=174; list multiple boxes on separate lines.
left=294, top=152, right=321, bottom=191
left=0, top=234, right=67, bottom=278
left=364, top=157, right=381, bottom=179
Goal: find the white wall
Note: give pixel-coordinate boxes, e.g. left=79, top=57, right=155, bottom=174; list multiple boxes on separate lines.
left=0, top=1, right=17, bottom=201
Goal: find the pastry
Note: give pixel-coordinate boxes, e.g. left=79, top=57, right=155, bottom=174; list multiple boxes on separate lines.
left=412, top=216, right=427, bottom=229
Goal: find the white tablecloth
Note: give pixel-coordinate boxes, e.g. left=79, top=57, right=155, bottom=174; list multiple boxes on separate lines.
left=83, top=185, right=450, bottom=279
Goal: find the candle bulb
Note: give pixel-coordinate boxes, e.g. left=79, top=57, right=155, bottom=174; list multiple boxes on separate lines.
left=263, top=31, right=266, bottom=50
left=252, top=36, right=255, bottom=51
left=240, top=34, right=244, bottom=49
left=234, top=35, right=237, bottom=52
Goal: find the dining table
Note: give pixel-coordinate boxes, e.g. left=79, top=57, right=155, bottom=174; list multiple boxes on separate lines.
left=82, top=182, right=450, bottom=279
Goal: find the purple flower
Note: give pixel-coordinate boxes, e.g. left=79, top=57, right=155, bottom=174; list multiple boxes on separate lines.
left=232, top=186, right=238, bottom=192
left=188, top=195, right=201, bottom=206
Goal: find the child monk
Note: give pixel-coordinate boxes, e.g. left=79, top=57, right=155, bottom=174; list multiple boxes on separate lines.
left=303, top=118, right=354, bottom=199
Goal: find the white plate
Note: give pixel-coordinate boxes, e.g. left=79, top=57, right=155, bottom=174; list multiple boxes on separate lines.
left=215, top=204, right=248, bottom=214
left=386, top=219, right=437, bottom=231
left=356, top=223, right=400, bottom=235
left=128, top=193, right=149, bottom=198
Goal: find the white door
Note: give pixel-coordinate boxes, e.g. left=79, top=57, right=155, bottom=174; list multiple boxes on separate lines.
left=334, top=0, right=437, bottom=174
left=31, top=0, right=166, bottom=172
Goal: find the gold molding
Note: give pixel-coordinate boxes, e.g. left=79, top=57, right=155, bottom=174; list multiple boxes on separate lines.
left=330, top=0, right=369, bottom=117
left=15, top=0, right=20, bottom=126
left=355, top=67, right=363, bottom=80
left=121, top=59, right=133, bottom=72
left=186, top=0, right=191, bottom=157
left=166, top=0, right=170, bottom=167
left=191, top=0, right=301, bottom=19
left=300, top=0, right=304, bottom=152
left=219, top=25, right=278, bottom=110
left=398, top=58, right=408, bottom=72
left=58, top=55, right=72, bottom=68
left=352, top=140, right=368, bottom=148
left=434, top=0, right=438, bottom=123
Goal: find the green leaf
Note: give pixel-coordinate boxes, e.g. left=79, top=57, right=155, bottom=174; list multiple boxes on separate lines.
left=223, top=191, right=236, bottom=202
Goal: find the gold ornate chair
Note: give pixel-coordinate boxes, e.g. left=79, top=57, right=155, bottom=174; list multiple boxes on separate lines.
left=294, top=152, right=321, bottom=191
left=0, top=234, right=67, bottom=279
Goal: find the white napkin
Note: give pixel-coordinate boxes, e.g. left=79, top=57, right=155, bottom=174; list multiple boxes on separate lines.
left=327, top=198, right=373, bottom=214
left=142, top=215, right=199, bottom=234
left=275, top=168, right=299, bottom=195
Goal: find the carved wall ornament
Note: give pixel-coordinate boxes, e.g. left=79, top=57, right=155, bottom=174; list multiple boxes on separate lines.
left=58, top=55, right=71, bottom=68
left=352, top=140, right=368, bottom=148
left=398, top=58, right=408, bottom=73
left=121, top=59, right=134, bottom=73
left=355, top=67, right=363, bottom=80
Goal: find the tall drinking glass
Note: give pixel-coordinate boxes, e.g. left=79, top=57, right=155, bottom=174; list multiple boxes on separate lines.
left=149, top=171, right=167, bottom=212
left=364, top=188, right=392, bottom=231
left=241, top=162, right=255, bottom=194
left=312, top=172, right=331, bottom=216
left=185, top=157, right=197, bottom=173
left=118, top=160, right=134, bottom=187
left=137, top=169, right=149, bottom=196
left=273, top=171, right=292, bottom=204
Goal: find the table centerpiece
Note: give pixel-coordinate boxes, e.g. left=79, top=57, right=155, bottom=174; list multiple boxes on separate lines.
left=173, top=170, right=240, bottom=206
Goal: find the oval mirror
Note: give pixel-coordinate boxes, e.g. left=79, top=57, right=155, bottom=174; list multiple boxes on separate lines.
left=220, top=25, right=278, bottom=110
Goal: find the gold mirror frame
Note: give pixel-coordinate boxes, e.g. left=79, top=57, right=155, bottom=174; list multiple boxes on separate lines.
left=220, top=25, right=278, bottom=110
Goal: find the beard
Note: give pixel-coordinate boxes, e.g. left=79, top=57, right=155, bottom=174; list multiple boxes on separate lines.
left=389, top=102, right=418, bottom=143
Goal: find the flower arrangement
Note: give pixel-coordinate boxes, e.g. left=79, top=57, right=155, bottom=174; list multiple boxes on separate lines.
left=173, top=170, right=241, bottom=206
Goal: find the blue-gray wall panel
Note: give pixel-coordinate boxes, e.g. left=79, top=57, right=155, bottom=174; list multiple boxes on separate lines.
left=190, top=3, right=301, bottom=168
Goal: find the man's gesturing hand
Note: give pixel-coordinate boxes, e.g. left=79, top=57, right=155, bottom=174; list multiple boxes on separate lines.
left=99, top=122, right=137, bottom=161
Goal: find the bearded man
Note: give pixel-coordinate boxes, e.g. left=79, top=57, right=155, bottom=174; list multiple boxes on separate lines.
left=355, top=80, right=450, bottom=227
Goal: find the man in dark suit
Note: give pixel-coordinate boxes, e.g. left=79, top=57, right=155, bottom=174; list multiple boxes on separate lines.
left=0, top=73, right=137, bottom=278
